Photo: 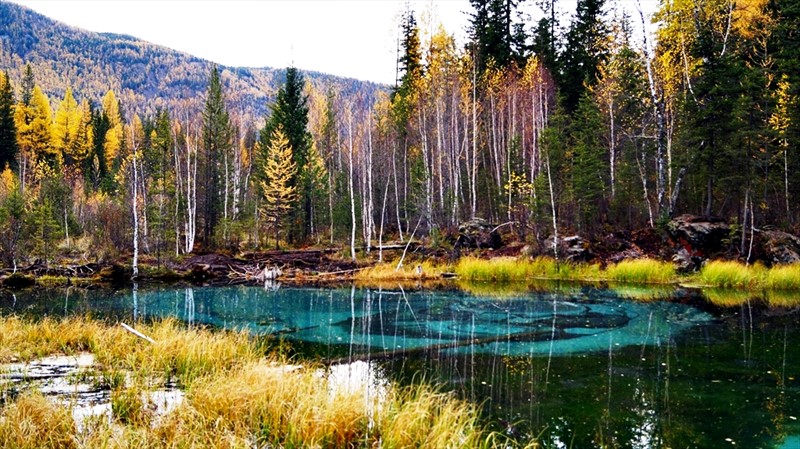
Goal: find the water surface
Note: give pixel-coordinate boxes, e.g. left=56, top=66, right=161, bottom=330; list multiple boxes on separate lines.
left=1, top=284, right=797, bottom=448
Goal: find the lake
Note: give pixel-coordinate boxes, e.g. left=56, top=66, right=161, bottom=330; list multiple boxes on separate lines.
left=1, top=283, right=798, bottom=448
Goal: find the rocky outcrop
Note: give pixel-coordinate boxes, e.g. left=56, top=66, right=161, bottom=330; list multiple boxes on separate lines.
left=760, top=230, right=800, bottom=264
left=543, top=235, right=594, bottom=262
left=667, top=215, right=730, bottom=257
left=454, top=218, right=503, bottom=250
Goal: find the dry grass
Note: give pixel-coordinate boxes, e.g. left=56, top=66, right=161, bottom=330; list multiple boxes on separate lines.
left=0, top=315, right=516, bottom=448
left=0, top=392, right=77, bottom=449
left=355, top=260, right=447, bottom=281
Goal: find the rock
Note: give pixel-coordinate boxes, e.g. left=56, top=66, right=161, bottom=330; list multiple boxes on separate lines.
left=455, top=218, right=503, bottom=250
left=672, top=247, right=702, bottom=273
left=667, top=214, right=730, bottom=257
left=607, top=248, right=644, bottom=264
left=543, top=235, right=594, bottom=262
left=760, top=230, right=800, bottom=264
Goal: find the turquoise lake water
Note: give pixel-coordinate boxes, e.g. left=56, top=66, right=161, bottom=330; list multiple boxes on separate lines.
left=1, top=284, right=798, bottom=448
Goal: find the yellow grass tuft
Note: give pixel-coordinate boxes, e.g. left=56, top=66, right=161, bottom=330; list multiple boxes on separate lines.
left=355, top=260, right=447, bottom=281
left=605, top=258, right=676, bottom=284
left=0, top=392, right=77, bottom=449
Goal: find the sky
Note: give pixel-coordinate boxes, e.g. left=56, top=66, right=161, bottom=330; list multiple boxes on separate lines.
left=11, top=0, right=659, bottom=85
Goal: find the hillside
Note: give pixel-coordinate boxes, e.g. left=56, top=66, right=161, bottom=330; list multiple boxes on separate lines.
left=0, top=1, right=383, bottom=120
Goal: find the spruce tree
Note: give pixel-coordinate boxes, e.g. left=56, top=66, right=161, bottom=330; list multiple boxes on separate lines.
left=559, top=0, right=608, bottom=112
left=0, top=71, right=18, bottom=170
left=20, top=64, right=34, bottom=106
left=200, top=65, right=231, bottom=248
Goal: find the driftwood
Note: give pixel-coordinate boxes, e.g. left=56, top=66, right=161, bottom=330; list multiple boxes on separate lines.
left=120, top=322, right=155, bottom=343
left=15, top=261, right=100, bottom=277
left=228, top=264, right=282, bottom=282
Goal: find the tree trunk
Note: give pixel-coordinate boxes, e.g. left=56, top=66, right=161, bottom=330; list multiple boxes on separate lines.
left=348, top=115, right=356, bottom=261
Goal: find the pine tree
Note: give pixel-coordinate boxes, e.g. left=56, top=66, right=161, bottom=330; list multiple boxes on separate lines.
left=200, top=65, right=231, bottom=248
left=260, top=67, right=311, bottom=243
left=260, top=126, right=297, bottom=249
left=0, top=71, right=18, bottom=171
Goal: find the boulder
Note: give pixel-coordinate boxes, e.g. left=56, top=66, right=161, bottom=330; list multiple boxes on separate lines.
left=672, top=247, right=702, bottom=273
left=667, top=214, right=730, bottom=257
left=455, top=218, right=503, bottom=250
left=760, top=230, right=800, bottom=264
left=543, top=235, right=594, bottom=262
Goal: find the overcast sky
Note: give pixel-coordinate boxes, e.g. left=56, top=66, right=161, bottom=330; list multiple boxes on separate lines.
left=11, top=0, right=658, bottom=85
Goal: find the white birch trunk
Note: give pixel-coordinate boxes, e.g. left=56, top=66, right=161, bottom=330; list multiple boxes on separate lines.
left=348, top=116, right=356, bottom=261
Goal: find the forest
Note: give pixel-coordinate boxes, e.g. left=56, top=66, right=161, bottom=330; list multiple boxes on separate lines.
left=0, top=0, right=798, bottom=270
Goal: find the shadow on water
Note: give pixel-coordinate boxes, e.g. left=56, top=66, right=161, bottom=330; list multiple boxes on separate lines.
left=1, top=283, right=799, bottom=448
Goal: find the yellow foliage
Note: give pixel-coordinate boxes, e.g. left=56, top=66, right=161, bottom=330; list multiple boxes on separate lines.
left=14, top=86, right=56, bottom=166
left=0, top=166, right=17, bottom=196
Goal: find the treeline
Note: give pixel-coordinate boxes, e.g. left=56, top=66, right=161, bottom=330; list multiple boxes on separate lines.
left=0, top=0, right=798, bottom=268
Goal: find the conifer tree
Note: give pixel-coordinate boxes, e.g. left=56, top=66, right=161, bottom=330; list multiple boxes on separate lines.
left=15, top=86, right=56, bottom=169
left=260, top=67, right=311, bottom=243
left=53, top=88, right=82, bottom=165
left=200, top=65, right=231, bottom=247
left=559, top=0, right=608, bottom=112
left=0, top=71, right=18, bottom=170
left=260, top=126, right=297, bottom=249
left=20, top=64, right=34, bottom=106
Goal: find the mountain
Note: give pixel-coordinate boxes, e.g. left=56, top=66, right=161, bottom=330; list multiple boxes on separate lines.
left=0, top=1, right=383, bottom=120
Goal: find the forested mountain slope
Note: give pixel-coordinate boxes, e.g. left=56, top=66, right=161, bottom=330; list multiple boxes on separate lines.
left=0, top=1, right=381, bottom=119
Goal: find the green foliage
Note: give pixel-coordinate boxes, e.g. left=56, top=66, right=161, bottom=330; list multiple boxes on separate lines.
left=559, top=0, right=608, bottom=112
left=0, top=169, right=25, bottom=266
left=0, top=71, right=18, bottom=170
left=261, top=67, right=312, bottom=243
left=200, top=65, right=231, bottom=248
left=570, top=92, right=608, bottom=231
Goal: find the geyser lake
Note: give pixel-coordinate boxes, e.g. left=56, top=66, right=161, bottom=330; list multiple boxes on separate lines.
left=2, top=283, right=798, bottom=448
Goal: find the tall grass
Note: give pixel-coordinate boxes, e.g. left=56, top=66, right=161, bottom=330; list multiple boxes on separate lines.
left=0, top=392, right=77, bottom=449
left=0, top=316, right=522, bottom=448
left=355, top=260, right=446, bottom=281
left=455, top=256, right=600, bottom=282
left=764, top=262, right=800, bottom=290
left=698, top=260, right=765, bottom=288
left=456, top=257, right=531, bottom=281
left=605, top=258, right=676, bottom=284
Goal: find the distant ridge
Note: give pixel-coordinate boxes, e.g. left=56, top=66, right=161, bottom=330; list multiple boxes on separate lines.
left=0, top=1, right=383, bottom=120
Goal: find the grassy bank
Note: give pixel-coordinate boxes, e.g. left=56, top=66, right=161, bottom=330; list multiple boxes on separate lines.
left=0, top=316, right=527, bottom=449
left=454, top=256, right=675, bottom=285
left=358, top=255, right=800, bottom=291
